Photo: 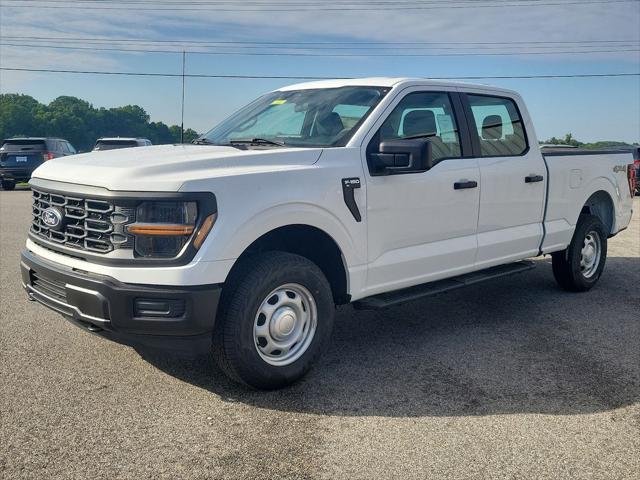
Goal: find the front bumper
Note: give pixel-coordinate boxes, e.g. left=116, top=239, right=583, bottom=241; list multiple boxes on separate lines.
left=20, top=249, right=222, bottom=353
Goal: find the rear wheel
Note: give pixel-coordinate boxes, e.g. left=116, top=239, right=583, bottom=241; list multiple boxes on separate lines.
left=1, top=180, right=16, bottom=191
left=552, top=214, right=607, bottom=292
left=213, top=252, right=335, bottom=389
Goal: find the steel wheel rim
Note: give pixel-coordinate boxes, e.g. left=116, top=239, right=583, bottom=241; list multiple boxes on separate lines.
left=580, top=231, right=601, bottom=278
left=253, top=283, right=318, bottom=367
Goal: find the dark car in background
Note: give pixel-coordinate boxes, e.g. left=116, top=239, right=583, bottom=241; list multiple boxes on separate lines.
left=93, top=137, right=152, bottom=151
left=0, top=137, right=77, bottom=190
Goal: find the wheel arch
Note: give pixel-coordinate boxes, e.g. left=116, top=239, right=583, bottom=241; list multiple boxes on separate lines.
left=229, top=224, right=350, bottom=304
left=580, top=189, right=615, bottom=235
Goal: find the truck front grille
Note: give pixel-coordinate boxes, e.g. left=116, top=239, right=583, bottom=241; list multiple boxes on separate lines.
left=31, top=188, right=134, bottom=254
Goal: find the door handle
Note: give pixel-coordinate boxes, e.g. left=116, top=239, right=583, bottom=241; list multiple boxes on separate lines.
left=454, top=180, right=478, bottom=190
left=525, top=174, right=544, bottom=183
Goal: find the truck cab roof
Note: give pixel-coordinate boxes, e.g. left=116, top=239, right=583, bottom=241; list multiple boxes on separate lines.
left=278, top=77, right=519, bottom=97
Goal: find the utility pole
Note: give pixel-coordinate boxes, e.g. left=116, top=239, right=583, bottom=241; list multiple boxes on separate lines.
left=181, top=51, right=186, bottom=144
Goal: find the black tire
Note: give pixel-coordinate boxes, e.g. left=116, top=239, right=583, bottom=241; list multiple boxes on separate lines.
left=213, top=252, right=335, bottom=389
left=1, top=180, right=16, bottom=191
left=552, top=214, right=608, bottom=292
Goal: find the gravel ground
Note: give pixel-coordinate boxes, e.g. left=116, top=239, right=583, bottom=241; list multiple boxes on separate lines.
left=1, top=188, right=638, bottom=479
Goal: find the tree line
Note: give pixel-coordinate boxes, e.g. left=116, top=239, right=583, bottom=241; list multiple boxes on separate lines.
left=0, top=94, right=199, bottom=152
left=541, top=133, right=638, bottom=149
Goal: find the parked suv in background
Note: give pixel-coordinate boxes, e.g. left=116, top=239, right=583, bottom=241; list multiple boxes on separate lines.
left=0, top=137, right=76, bottom=190
left=93, top=138, right=152, bottom=151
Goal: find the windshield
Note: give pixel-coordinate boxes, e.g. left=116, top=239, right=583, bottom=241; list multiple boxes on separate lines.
left=200, top=86, right=389, bottom=148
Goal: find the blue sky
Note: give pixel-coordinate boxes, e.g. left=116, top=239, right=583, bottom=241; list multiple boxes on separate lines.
left=1, top=0, right=639, bottom=143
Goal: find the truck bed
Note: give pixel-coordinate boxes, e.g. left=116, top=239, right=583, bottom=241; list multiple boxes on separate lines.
left=542, top=148, right=636, bottom=157
left=540, top=149, right=634, bottom=254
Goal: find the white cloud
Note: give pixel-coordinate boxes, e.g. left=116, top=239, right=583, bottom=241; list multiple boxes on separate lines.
left=2, top=1, right=639, bottom=66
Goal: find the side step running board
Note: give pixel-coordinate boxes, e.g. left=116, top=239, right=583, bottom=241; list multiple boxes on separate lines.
left=353, top=260, right=535, bottom=310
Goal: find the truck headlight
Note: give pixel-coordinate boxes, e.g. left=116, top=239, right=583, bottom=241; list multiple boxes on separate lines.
left=128, top=201, right=199, bottom=258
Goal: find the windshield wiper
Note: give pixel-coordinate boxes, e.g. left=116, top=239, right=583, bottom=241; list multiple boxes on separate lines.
left=191, top=138, right=217, bottom=145
left=228, top=138, right=286, bottom=147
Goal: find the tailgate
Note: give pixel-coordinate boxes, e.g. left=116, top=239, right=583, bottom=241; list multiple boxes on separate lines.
left=0, top=152, right=44, bottom=167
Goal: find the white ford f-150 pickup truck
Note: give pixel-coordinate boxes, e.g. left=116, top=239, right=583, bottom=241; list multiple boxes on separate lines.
left=21, top=78, right=635, bottom=389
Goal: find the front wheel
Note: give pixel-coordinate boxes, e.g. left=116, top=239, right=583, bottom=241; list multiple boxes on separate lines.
left=213, top=252, right=335, bottom=389
left=552, top=214, right=608, bottom=292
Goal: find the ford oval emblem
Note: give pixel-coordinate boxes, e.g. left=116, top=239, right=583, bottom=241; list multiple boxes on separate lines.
left=42, top=207, right=63, bottom=229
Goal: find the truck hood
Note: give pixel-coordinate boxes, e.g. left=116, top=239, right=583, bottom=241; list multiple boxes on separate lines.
left=31, top=144, right=323, bottom=191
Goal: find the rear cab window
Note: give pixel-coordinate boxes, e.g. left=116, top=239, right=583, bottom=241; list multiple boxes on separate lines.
left=466, top=94, right=528, bottom=157
left=94, top=140, right=139, bottom=151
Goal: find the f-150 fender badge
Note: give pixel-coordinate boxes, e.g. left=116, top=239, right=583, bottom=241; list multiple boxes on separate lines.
left=613, top=165, right=627, bottom=173
left=341, top=177, right=362, bottom=222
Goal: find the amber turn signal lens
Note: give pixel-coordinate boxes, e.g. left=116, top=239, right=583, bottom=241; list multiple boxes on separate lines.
left=127, top=224, right=195, bottom=236
left=193, top=213, right=217, bottom=250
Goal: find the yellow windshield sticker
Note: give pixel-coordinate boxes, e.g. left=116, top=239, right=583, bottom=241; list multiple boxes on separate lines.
left=271, top=99, right=287, bottom=105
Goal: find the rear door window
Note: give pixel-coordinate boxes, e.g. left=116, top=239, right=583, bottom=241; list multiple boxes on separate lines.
left=467, top=94, right=528, bottom=157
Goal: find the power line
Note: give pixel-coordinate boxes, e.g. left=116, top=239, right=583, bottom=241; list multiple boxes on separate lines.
left=5, top=0, right=635, bottom=6
left=3, top=43, right=639, bottom=57
left=3, top=0, right=638, bottom=11
left=2, top=67, right=639, bottom=80
left=2, top=39, right=639, bottom=52
left=4, top=35, right=639, bottom=46
left=5, top=0, right=605, bottom=3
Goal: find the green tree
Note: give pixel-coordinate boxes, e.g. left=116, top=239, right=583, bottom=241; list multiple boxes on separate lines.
left=0, top=94, right=199, bottom=151
left=542, top=133, right=637, bottom=150
left=168, top=125, right=199, bottom=143
left=0, top=94, right=46, bottom=139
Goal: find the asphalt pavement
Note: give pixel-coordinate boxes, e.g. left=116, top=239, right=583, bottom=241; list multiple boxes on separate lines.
left=1, top=187, right=639, bottom=479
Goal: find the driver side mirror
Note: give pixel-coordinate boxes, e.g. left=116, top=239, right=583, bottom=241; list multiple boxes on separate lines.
left=368, top=138, right=434, bottom=176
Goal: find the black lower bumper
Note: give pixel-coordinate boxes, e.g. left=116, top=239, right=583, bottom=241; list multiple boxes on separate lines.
left=20, top=249, right=221, bottom=353
left=1, top=168, right=33, bottom=183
